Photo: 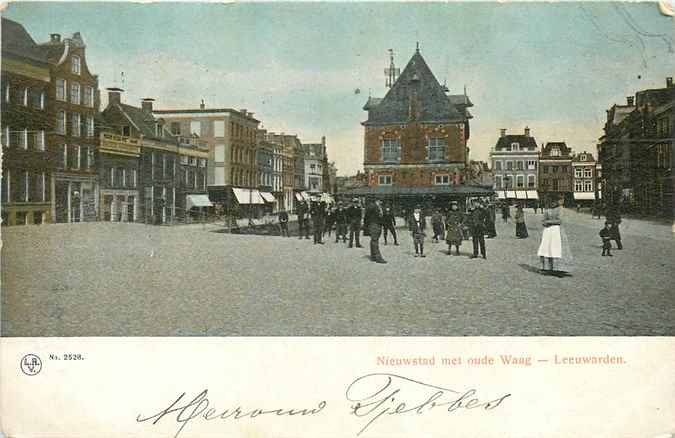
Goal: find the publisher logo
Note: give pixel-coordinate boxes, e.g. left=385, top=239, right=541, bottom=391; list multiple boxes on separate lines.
left=20, top=354, right=42, bottom=376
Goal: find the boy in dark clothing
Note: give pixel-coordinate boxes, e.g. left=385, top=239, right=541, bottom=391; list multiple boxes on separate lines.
left=278, top=210, right=289, bottom=237
left=600, top=221, right=613, bottom=256
left=382, top=207, right=398, bottom=245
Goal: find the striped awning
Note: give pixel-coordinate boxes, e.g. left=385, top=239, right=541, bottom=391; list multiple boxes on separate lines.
left=232, top=188, right=265, bottom=204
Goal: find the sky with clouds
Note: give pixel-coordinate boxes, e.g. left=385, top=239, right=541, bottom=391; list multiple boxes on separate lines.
left=4, top=2, right=674, bottom=175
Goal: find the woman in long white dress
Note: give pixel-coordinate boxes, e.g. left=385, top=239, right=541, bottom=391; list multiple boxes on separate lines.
left=537, top=196, right=562, bottom=271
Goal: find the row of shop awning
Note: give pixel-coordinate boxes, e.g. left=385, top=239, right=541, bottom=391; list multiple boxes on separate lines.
left=574, top=192, right=601, bottom=200
left=496, top=190, right=539, bottom=200
left=294, top=191, right=311, bottom=201
left=232, top=188, right=277, bottom=205
left=295, top=191, right=335, bottom=204
left=186, top=194, right=213, bottom=209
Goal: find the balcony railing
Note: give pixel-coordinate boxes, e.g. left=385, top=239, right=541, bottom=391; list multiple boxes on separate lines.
left=176, top=135, right=208, bottom=150
left=99, top=132, right=142, bottom=156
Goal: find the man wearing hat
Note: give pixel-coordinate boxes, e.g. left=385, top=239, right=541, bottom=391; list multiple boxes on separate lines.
left=297, top=200, right=310, bottom=239
left=382, top=206, right=399, bottom=245
left=310, top=200, right=326, bottom=244
left=364, top=198, right=387, bottom=263
left=334, top=202, right=348, bottom=243
left=469, top=200, right=488, bottom=259
left=346, top=198, right=364, bottom=248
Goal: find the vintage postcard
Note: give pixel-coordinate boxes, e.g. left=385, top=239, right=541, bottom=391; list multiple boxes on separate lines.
left=0, top=1, right=674, bottom=437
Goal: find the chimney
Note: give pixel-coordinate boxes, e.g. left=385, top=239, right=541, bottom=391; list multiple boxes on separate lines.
left=667, top=77, right=673, bottom=88
left=524, top=126, right=530, bottom=137
left=239, top=108, right=247, bottom=117
left=106, top=87, right=124, bottom=106
left=141, top=98, right=155, bottom=113
left=50, top=33, right=61, bottom=43
left=200, top=99, right=205, bottom=110
left=627, top=96, right=634, bottom=106
left=500, top=128, right=506, bottom=138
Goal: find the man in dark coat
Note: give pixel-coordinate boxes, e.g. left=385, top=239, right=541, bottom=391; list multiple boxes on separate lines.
left=324, top=205, right=335, bottom=239
left=431, top=209, right=445, bottom=243
left=347, top=199, right=363, bottom=248
left=445, top=201, right=464, bottom=255
left=469, top=202, right=488, bottom=259
left=382, top=207, right=399, bottom=245
left=296, top=200, right=310, bottom=239
left=363, top=199, right=386, bottom=263
left=600, top=221, right=613, bottom=256
left=334, top=202, right=348, bottom=243
left=310, top=200, right=326, bottom=244
left=278, top=209, right=289, bottom=237
left=607, top=210, right=623, bottom=250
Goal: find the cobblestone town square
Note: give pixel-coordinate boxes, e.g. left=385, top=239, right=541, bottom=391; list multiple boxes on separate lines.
left=2, top=209, right=673, bottom=336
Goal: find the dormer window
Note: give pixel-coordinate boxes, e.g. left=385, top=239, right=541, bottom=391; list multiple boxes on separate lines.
left=71, top=56, right=81, bottom=75
left=551, top=147, right=560, bottom=157
left=511, top=142, right=520, bottom=150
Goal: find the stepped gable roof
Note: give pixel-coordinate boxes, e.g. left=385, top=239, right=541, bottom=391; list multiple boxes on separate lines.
left=494, top=134, right=538, bottom=151
left=363, top=50, right=466, bottom=125
left=1, top=18, right=48, bottom=64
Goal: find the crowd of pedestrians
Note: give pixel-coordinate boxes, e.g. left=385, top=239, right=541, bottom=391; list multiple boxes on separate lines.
left=271, top=194, right=624, bottom=273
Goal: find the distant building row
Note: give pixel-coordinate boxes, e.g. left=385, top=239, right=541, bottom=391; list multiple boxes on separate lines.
left=1, top=18, right=335, bottom=226
left=490, top=127, right=600, bottom=206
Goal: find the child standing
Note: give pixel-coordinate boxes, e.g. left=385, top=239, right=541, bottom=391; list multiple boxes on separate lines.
left=599, top=221, right=613, bottom=256
left=409, top=205, right=427, bottom=258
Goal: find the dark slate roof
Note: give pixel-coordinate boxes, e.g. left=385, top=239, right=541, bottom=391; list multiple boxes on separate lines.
left=572, top=152, right=596, bottom=163
left=117, top=103, right=159, bottom=138
left=303, top=143, right=324, bottom=157
left=541, top=141, right=572, bottom=158
left=339, top=185, right=494, bottom=197
left=494, top=134, right=538, bottom=151
left=362, top=97, right=382, bottom=110
left=1, top=18, right=49, bottom=64
left=449, top=94, right=473, bottom=107
left=363, top=50, right=466, bottom=125
left=102, top=103, right=173, bottom=142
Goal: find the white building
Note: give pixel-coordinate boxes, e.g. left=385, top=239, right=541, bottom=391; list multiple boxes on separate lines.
left=489, top=127, right=540, bottom=204
left=572, top=151, right=599, bottom=206
left=303, top=136, right=326, bottom=193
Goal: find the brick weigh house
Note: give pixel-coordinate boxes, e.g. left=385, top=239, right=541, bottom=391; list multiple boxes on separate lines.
left=341, top=46, right=493, bottom=211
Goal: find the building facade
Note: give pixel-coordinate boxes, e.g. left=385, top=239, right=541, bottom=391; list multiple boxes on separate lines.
left=152, top=105, right=258, bottom=214
left=97, top=131, right=140, bottom=222
left=39, top=31, right=100, bottom=223
left=539, top=141, right=573, bottom=206
left=268, top=132, right=302, bottom=212
left=598, top=78, right=674, bottom=218
left=571, top=151, right=598, bottom=207
left=302, top=137, right=326, bottom=193
left=1, top=18, right=56, bottom=226
left=101, top=90, right=209, bottom=224
left=353, top=47, right=488, bottom=208
left=489, top=127, right=539, bottom=205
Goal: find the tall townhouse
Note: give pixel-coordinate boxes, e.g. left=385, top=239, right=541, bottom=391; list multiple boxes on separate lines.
left=1, top=18, right=55, bottom=225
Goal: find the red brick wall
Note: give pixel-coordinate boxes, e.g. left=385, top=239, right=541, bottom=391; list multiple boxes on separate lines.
left=364, top=122, right=466, bottom=164
left=367, top=167, right=463, bottom=187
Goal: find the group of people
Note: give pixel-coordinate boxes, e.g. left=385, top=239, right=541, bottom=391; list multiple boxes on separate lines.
left=278, top=195, right=624, bottom=272
left=281, top=197, right=503, bottom=264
